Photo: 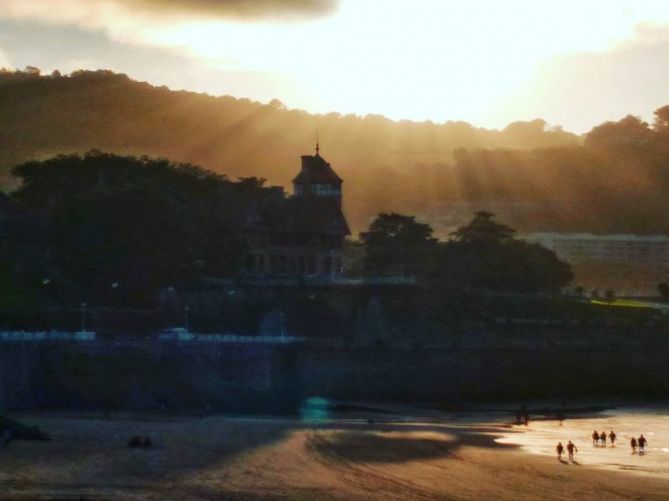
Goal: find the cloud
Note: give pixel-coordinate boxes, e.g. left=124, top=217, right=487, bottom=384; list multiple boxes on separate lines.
left=126, top=0, right=339, bottom=20
left=491, top=29, right=669, bottom=133
left=0, top=0, right=340, bottom=63
left=0, top=0, right=339, bottom=24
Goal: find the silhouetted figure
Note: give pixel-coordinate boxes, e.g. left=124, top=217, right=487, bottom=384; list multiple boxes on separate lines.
left=609, top=430, right=616, bottom=447
left=523, top=411, right=529, bottom=426
left=567, top=440, right=578, bottom=461
left=631, top=437, right=637, bottom=454
left=592, top=430, right=599, bottom=446
left=556, top=442, right=564, bottom=460
left=557, top=411, right=564, bottom=426
left=517, top=403, right=527, bottom=425
left=1, top=428, right=11, bottom=447
left=128, top=435, right=152, bottom=448
left=638, top=434, right=647, bottom=453
left=600, top=431, right=606, bottom=447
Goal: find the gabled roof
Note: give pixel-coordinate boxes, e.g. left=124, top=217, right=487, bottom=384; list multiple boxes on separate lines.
left=259, top=196, right=350, bottom=236
left=292, top=154, right=343, bottom=185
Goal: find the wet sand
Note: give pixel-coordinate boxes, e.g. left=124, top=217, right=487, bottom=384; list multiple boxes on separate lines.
left=497, top=407, right=669, bottom=478
left=1, top=408, right=668, bottom=500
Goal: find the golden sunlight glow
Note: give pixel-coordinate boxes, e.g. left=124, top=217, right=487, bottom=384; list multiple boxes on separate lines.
left=9, top=0, right=669, bottom=128
left=140, top=0, right=669, bottom=126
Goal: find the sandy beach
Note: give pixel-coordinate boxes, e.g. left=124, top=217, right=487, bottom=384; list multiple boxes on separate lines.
left=497, top=406, right=669, bottom=478
left=1, top=406, right=668, bottom=500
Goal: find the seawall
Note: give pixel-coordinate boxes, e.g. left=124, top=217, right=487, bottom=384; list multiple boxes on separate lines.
left=1, top=330, right=667, bottom=412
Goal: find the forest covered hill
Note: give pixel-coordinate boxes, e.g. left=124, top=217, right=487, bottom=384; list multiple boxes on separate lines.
left=2, top=68, right=669, bottom=236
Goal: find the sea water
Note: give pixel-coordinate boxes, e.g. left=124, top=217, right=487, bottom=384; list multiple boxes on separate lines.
left=496, top=407, right=669, bottom=478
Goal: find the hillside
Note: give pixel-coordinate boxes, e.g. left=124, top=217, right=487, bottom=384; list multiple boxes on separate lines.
left=3, top=69, right=669, bottom=237
left=0, top=69, right=584, bottom=234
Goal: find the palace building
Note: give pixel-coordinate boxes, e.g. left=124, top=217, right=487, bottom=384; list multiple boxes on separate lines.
left=241, top=146, right=350, bottom=278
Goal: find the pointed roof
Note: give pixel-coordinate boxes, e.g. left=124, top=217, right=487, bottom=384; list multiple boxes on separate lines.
left=293, top=147, right=343, bottom=185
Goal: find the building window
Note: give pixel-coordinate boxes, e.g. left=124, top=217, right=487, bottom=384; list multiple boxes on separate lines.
left=310, top=184, right=340, bottom=196
left=245, top=254, right=255, bottom=272
left=307, top=256, right=317, bottom=275
left=323, top=256, right=332, bottom=275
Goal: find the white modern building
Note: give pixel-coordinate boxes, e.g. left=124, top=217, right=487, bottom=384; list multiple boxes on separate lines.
left=525, top=233, right=669, bottom=269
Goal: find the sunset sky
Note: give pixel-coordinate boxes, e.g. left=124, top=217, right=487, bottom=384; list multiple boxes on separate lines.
left=2, top=0, right=669, bottom=132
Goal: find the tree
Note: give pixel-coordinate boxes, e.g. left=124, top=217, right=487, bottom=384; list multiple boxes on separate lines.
left=658, top=282, right=669, bottom=300
left=268, top=98, right=286, bottom=110
left=237, top=177, right=266, bottom=190
left=450, top=211, right=516, bottom=245
left=11, top=152, right=249, bottom=306
left=604, top=289, right=616, bottom=305
left=341, top=240, right=366, bottom=277
left=438, top=212, right=572, bottom=293
left=584, top=115, right=653, bottom=149
left=653, top=106, right=669, bottom=132
left=360, top=213, right=438, bottom=275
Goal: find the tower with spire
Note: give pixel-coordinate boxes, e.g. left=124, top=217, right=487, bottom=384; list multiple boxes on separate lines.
left=292, top=143, right=343, bottom=208
left=239, top=145, right=350, bottom=279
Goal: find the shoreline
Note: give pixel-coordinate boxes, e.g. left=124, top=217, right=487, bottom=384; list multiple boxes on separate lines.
left=495, top=405, right=669, bottom=480
left=1, top=407, right=668, bottom=499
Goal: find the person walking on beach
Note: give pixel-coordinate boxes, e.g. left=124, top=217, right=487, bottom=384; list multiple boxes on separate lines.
left=600, top=430, right=607, bottom=447
left=638, top=434, right=647, bottom=453
left=0, top=428, right=11, bottom=447
left=567, top=441, right=578, bottom=461
left=609, top=430, right=616, bottom=447
left=516, top=403, right=527, bottom=425
left=592, top=430, right=599, bottom=446
left=556, top=442, right=564, bottom=460
left=631, top=437, right=637, bottom=454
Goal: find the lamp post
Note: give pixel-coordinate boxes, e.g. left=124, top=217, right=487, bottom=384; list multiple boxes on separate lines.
left=42, top=278, right=51, bottom=328
left=110, top=282, right=119, bottom=309
left=80, top=302, right=87, bottom=333
left=279, top=311, right=286, bottom=343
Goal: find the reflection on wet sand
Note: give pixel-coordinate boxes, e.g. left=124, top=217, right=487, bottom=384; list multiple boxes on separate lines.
left=0, top=408, right=668, bottom=500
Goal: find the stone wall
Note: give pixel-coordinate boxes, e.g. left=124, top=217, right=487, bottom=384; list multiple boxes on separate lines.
left=1, top=330, right=667, bottom=412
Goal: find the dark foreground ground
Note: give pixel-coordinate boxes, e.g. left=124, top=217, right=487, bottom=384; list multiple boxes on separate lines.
left=1, top=408, right=668, bottom=500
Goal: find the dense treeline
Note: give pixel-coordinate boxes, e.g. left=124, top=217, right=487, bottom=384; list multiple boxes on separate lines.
left=0, top=68, right=583, bottom=234
left=0, top=152, right=573, bottom=331
left=361, top=211, right=572, bottom=293
left=2, top=152, right=270, bottom=309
